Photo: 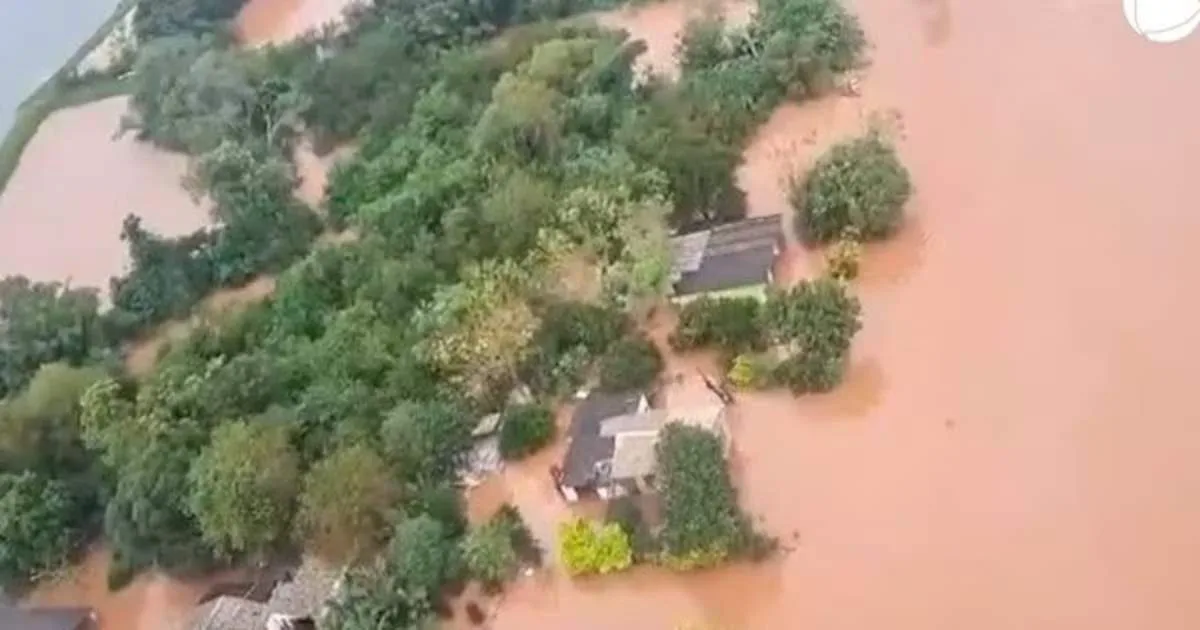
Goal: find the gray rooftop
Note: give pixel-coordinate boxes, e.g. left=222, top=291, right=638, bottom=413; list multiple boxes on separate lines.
left=670, top=215, right=783, bottom=296
left=561, top=391, right=646, bottom=488
left=0, top=607, right=92, bottom=630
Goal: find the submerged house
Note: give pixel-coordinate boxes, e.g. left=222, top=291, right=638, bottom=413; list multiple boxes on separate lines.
left=669, top=214, right=785, bottom=303
left=188, top=558, right=340, bottom=630
left=557, top=390, right=729, bottom=502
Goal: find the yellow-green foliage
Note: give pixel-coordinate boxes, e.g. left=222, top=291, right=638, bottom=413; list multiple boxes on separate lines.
left=659, top=545, right=729, bottom=571
left=558, top=517, right=633, bottom=576
left=825, top=227, right=862, bottom=280
left=726, top=353, right=772, bottom=390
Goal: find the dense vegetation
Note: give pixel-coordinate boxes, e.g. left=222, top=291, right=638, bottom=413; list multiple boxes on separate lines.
left=672, top=278, right=862, bottom=393
left=791, top=132, right=912, bottom=243
left=498, top=404, right=556, bottom=460
left=656, top=424, right=765, bottom=569
left=0, top=0, right=870, bottom=607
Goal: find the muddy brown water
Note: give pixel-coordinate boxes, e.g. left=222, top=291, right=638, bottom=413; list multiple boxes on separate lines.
left=12, top=0, right=1200, bottom=628
left=236, top=0, right=364, bottom=46
left=0, top=96, right=209, bottom=293
left=481, top=1, right=1200, bottom=629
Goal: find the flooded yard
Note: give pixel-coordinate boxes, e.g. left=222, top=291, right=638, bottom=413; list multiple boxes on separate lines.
left=482, top=0, right=1200, bottom=628
left=0, top=96, right=208, bottom=292
left=236, top=0, right=364, bottom=46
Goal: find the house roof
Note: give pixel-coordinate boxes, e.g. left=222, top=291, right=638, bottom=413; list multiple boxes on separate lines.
left=670, top=215, right=783, bottom=296
left=189, top=558, right=340, bottom=630
left=606, top=405, right=727, bottom=481
left=0, top=607, right=92, bottom=630
left=561, top=391, right=646, bottom=488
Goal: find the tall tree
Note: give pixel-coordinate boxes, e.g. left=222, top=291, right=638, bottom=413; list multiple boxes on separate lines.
left=188, top=421, right=300, bottom=555
left=297, top=445, right=400, bottom=563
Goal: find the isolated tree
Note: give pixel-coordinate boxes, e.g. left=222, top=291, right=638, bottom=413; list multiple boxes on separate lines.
left=792, top=133, right=911, bottom=243
left=188, top=421, right=300, bottom=555
left=558, top=517, right=633, bottom=576
left=762, top=277, right=862, bottom=393
left=297, top=445, right=400, bottom=563
left=598, top=336, right=664, bottom=392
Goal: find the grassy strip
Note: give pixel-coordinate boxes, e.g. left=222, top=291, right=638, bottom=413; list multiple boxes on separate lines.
left=0, top=0, right=137, bottom=196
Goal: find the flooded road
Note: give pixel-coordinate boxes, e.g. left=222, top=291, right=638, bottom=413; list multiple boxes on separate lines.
left=0, top=96, right=208, bottom=292
left=485, top=0, right=1200, bottom=629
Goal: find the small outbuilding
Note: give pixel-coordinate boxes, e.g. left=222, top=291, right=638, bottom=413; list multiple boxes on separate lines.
left=669, top=214, right=785, bottom=303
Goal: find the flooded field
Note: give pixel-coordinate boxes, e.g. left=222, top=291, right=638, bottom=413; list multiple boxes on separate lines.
left=0, top=96, right=208, bottom=292
left=237, top=0, right=363, bottom=46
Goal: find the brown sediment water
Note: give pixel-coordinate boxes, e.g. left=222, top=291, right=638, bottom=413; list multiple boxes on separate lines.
left=24, top=547, right=223, bottom=630
left=485, top=0, right=1200, bottom=628
left=0, top=96, right=208, bottom=294
left=236, top=0, right=364, bottom=46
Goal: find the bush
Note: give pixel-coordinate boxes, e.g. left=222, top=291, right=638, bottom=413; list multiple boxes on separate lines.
left=656, top=425, right=755, bottom=570
left=824, top=227, right=862, bottom=280
left=791, top=133, right=911, bottom=243
left=461, top=519, right=519, bottom=587
left=498, top=404, right=556, bottom=460
left=558, top=518, right=633, bottom=576
left=762, top=278, right=861, bottom=393
left=604, top=497, right=655, bottom=561
left=669, top=297, right=765, bottom=355
left=598, top=335, right=664, bottom=392
left=726, top=353, right=774, bottom=390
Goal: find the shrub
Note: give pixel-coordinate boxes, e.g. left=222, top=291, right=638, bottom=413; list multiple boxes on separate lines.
left=669, top=297, right=765, bottom=355
left=656, top=425, right=755, bottom=570
left=0, top=471, right=86, bottom=587
left=558, top=517, right=633, bottom=576
left=824, top=227, right=862, bottom=280
left=461, top=507, right=537, bottom=588
left=387, top=515, right=461, bottom=595
left=791, top=133, right=911, bottom=243
left=604, top=496, right=655, bottom=561
left=762, top=278, right=862, bottom=393
left=498, top=404, right=556, bottom=460
left=726, top=353, right=774, bottom=390
left=598, top=335, right=664, bottom=392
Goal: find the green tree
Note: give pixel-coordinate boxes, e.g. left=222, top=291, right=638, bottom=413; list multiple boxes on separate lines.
left=379, top=400, right=473, bottom=485
left=0, top=471, right=86, bottom=587
left=461, top=520, right=518, bottom=586
left=0, top=277, right=108, bottom=399
left=598, top=335, right=664, bottom=392
left=558, top=517, right=633, bottom=576
left=387, top=515, right=460, bottom=595
left=791, top=133, right=911, bottom=243
left=669, top=297, right=765, bottom=355
left=498, top=404, right=556, bottom=460
left=473, top=73, right=563, bottom=160
left=188, top=421, right=300, bottom=555
left=0, top=363, right=106, bottom=475
left=762, top=278, right=862, bottom=393
left=297, top=445, right=400, bottom=563
left=656, top=424, right=750, bottom=570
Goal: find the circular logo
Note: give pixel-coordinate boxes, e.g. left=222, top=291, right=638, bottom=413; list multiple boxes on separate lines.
left=1124, top=0, right=1200, bottom=42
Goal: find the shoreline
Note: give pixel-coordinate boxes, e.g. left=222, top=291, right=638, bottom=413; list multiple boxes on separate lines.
left=0, top=0, right=137, bottom=198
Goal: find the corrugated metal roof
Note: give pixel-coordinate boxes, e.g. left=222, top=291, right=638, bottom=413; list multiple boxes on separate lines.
left=670, top=215, right=783, bottom=296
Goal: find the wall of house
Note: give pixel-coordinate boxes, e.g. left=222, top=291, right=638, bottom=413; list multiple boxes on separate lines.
left=671, top=283, right=768, bottom=305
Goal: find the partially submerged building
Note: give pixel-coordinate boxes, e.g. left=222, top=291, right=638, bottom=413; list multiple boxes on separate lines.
left=557, top=390, right=729, bottom=502
left=188, top=558, right=339, bottom=630
left=669, top=214, right=785, bottom=303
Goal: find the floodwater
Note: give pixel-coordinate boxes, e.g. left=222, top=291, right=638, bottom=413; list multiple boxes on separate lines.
left=236, top=0, right=363, bottom=46
left=483, top=0, right=1200, bottom=629
left=0, top=96, right=209, bottom=293
left=25, top=547, right=224, bottom=630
